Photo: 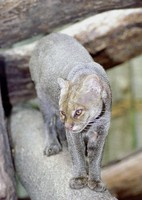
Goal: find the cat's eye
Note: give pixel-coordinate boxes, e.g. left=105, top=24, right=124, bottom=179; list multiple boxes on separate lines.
left=74, top=109, right=83, bottom=118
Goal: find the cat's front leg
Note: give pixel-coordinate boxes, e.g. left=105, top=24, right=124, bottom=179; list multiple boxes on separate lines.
left=66, top=130, right=88, bottom=189
left=87, top=132, right=106, bottom=192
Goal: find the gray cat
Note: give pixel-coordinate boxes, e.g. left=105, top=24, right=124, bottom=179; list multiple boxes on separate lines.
left=29, top=33, right=112, bottom=191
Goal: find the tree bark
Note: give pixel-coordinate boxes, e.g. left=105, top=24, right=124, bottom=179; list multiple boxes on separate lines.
left=0, top=87, right=17, bottom=200
left=1, top=8, right=142, bottom=68
left=0, top=8, right=142, bottom=106
left=0, top=53, right=35, bottom=106
left=102, top=150, right=142, bottom=200
left=0, top=0, right=142, bottom=48
left=61, top=8, right=142, bottom=68
left=10, top=107, right=118, bottom=200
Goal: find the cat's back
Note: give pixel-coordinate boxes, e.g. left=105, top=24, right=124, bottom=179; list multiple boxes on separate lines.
left=29, top=33, right=93, bottom=103
left=29, top=33, right=93, bottom=85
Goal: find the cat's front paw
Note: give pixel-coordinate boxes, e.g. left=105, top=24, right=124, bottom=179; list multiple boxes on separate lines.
left=44, top=142, right=62, bottom=156
left=88, top=179, right=106, bottom=192
left=69, top=177, right=88, bottom=189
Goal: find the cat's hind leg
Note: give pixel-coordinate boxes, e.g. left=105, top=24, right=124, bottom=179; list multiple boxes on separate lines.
left=37, top=88, right=62, bottom=156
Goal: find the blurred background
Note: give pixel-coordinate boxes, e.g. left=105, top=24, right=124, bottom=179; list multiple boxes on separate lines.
left=104, top=56, right=142, bottom=164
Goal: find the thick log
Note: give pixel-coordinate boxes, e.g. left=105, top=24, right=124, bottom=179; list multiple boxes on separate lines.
left=0, top=50, right=36, bottom=106
left=10, top=107, right=118, bottom=200
left=9, top=90, right=142, bottom=200
left=61, top=8, right=142, bottom=68
left=0, top=9, right=142, bottom=105
left=0, top=87, right=17, bottom=200
left=102, top=150, right=142, bottom=200
left=0, top=0, right=142, bottom=48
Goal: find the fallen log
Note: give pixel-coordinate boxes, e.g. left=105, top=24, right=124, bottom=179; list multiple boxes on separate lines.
left=0, top=0, right=142, bottom=48
left=102, top=150, right=142, bottom=200
left=9, top=91, right=142, bottom=200
left=61, top=8, right=142, bottom=68
left=10, top=104, right=142, bottom=200
left=10, top=106, right=118, bottom=200
left=0, top=87, right=17, bottom=200
left=1, top=9, right=142, bottom=106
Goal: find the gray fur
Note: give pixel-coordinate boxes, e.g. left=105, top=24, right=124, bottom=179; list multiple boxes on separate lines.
left=29, top=33, right=112, bottom=191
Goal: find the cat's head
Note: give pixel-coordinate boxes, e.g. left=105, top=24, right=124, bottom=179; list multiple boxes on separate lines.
left=58, top=74, right=106, bottom=133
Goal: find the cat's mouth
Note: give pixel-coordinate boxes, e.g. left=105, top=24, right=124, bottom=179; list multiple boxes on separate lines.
left=71, top=117, right=91, bottom=133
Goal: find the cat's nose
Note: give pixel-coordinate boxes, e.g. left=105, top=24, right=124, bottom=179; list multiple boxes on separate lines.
left=65, top=123, right=74, bottom=130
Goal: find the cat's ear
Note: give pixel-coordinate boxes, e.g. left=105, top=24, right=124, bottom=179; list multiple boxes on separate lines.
left=82, top=74, right=102, bottom=94
left=57, top=78, right=69, bottom=89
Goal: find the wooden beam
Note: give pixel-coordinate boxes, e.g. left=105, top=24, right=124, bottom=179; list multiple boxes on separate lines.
left=0, top=9, right=142, bottom=105
left=61, top=8, right=142, bottom=68
left=0, top=0, right=142, bottom=48
left=0, top=87, right=17, bottom=200
left=102, top=150, right=142, bottom=200
left=0, top=50, right=36, bottom=105
left=10, top=107, right=118, bottom=200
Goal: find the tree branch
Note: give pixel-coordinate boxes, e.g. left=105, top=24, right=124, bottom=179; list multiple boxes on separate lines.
left=1, top=9, right=142, bottom=105
left=61, top=8, right=142, bottom=68
left=102, top=149, right=142, bottom=200
left=0, top=87, right=17, bottom=200
left=0, top=0, right=142, bottom=47
left=10, top=107, right=117, bottom=200
left=10, top=104, right=142, bottom=200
